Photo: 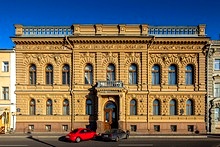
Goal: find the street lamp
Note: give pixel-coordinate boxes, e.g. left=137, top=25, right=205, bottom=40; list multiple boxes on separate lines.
left=12, top=112, right=15, bottom=131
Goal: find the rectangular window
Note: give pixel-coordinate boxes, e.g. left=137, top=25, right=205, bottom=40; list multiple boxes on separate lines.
left=214, top=59, right=220, bottom=70
left=130, top=125, right=137, bottom=132
left=45, top=125, right=51, bottom=131
left=214, top=83, right=220, bottom=97
left=62, top=125, right=68, bottom=131
left=2, top=87, right=9, bottom=100
left=154, top=125, right=160, bottom=132
left=215, top=108, right=220, bottom=121
left=170, top=125, right=177, bottom=132
left=28, top=125, right=34, bottom=131
left=2, top=61, right=9, bottom=72
left=187, top=125, right=194, bottom=132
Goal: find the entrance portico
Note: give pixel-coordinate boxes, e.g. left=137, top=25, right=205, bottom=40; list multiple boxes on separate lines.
left=96, top=81, right=127, bottom=133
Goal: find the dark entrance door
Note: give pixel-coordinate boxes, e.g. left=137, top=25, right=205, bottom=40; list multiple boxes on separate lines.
left=104, top=101, right=118, bottom=130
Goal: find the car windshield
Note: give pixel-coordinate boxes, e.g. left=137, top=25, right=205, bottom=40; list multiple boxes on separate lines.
left=71, top=129, right=79, bottom=133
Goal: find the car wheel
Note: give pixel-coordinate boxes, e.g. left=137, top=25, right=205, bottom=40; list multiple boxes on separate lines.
left=125, top=134, right=129, bottom=139
left=115, top=136, right=119, bottom=142
left=75, top=137, right=81, bottom=143
left=93, top=134, right=97, bottom=140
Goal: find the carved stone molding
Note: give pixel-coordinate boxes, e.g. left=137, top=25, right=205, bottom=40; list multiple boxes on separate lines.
left=24, top=53, right=71, bottom=66
left=150, top=45, right=202, bottom=51
left=75, top=44, right=145, bottom=50
left=18, top=45, right=69, bottom=51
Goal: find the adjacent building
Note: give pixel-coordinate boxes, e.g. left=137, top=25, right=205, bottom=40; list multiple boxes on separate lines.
left=207, top=40, right=220, bottom=133
left=0, top=49, right=16, bottom=133
left=11, top=24, right=209, bottom=134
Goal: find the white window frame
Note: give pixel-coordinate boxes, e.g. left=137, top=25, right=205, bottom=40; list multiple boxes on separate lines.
left=2, top=61, right=9, bottom=72
left=214, top=83, right=220, bottom=97
left=2, top=87, right=9, bottom=100
left=214, top=59, right=220, bottom=70
left=215, top=107, right=220, bottom=121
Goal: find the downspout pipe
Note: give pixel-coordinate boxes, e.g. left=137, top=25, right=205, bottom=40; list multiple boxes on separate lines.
left=206, top=41, right=212, bottom=133
left=147, top=36, right=155, bottom=132
left=65, top=36, right=74, bottom=131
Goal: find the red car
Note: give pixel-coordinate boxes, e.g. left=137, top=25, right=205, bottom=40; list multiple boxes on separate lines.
left=65, top=128, right=97, bottom=143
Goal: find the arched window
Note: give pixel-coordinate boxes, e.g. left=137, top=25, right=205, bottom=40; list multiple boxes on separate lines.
left=185, top=65, right=194, bottom=85
left=168, top=65, right=177, bottom=85
left=153, top=99, right=160, bottom=115
left=29, top=64, right=36, bottom=85
left=85, top=64, right=93, bottom=84
left=86, top=99, right=92, bottom=115
left=215, top=107, right=220, bottom=121
left=107, top=64, right=115, bottom=81
left=186, top=99, right=193, bottom=115
left=30, top=99, right=36, bottom=115
left=170, top=99, right=177, bottom=115
left=63, top=99, right=69, bottom=115
left=129, top=64, right=137, bottom=84
left=46, top=99, right=53, bottom=115
left=62, top=64, right=70, bottom=85
left=46, top=64, right=53, bottom=85
left=152, top=65, right=160, bottom=85
left=130, top=99, right=137, bottom=115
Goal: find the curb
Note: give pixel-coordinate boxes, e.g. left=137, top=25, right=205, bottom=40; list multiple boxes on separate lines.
left=0, top=135, right=208, bottom=139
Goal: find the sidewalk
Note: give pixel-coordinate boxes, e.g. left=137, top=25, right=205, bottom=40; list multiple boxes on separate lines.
left=0, top=132, right=211, bottom=139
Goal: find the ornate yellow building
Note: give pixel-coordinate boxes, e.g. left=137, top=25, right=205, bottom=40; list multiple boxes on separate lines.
left=12, top=24, right=209, bottom=134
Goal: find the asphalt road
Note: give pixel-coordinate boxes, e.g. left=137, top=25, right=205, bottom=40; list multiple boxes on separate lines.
left=0, top=137, right=219, bottom=147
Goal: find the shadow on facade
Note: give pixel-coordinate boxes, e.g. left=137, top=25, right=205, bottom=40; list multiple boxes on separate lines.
left=86, top=84, right=98, bottom=132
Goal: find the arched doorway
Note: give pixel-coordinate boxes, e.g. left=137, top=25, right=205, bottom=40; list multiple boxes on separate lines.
left=104, top=101, right=118, bottom=130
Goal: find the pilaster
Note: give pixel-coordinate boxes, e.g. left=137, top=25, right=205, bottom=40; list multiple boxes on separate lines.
left=198, top=52, right=206, bottom=91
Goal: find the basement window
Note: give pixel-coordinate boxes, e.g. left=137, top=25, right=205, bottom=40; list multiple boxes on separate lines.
left=130, top=125, right=137, bottom=132
left=45, top=125, right=51, bottom=132
left=187, top=125, right=194, bottom=132
left=171, top=125, right=177, bottom=132
left=62, top=125, right=68, bottom=131
left=154, top=125, right=160, bottom=132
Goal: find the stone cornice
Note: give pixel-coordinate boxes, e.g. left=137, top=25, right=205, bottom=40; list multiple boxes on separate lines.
left=12, top=38, right=208, bottom=45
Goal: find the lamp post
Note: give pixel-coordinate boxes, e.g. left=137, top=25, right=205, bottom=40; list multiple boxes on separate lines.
left=12, top=112, right=15, bottom=131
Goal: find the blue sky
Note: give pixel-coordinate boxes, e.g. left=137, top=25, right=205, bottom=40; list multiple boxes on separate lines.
left=0, top=0, right=219, bottom=48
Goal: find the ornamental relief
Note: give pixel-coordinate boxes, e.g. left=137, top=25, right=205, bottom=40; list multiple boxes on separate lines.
left=149, top=53, right=197, bottom=66
left=102, top=52, right=118, bottom=66
left=19, top=45, right=70, bottom=51
left=80, top=52, right=96, bottom=65
left=24, top=54, right=71, bottom=66
left=74, top=44, right=145, bottom=50
left=124, top=52, right=141, bottom=66
left=214, top=102, right=220, bottom=108
left=150, top=45, right=202, bottom=51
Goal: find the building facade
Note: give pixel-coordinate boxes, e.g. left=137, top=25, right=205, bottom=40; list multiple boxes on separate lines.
left=207, top=40, right=220, bottom=133
left=0, top=49, right=16, bottom=133
left=12, top=24, right=209, bottom=134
